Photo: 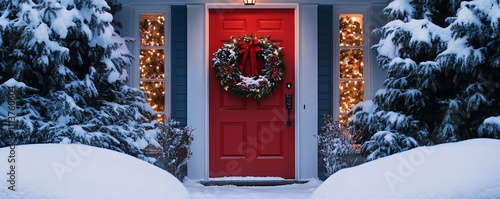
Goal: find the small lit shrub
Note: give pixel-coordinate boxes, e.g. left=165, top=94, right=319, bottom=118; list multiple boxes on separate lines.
left=153, top=118, right=194, bottom=180
left=318, top=114, right=361, bottom=177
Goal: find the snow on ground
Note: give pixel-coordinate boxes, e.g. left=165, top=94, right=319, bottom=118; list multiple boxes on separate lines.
left=185, top=178, right=322, bottom=199
left=310, top=138, right=500, bottom=199
left=0, top=144, right=190, bottom=199
left=2, top=139, right=499, bottom=199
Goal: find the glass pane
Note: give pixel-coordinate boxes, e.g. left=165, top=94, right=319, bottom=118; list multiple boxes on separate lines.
left=339, top=14, right=363, bottom=47
left=140, top=81, right=165, bottom=112
left=140, top=49, right=165, bottom=79
left=140, top=14, right=165, bottom=46
left=339, top=81, right=364, bottom=113
left=340, top=49, right=364, bottom=78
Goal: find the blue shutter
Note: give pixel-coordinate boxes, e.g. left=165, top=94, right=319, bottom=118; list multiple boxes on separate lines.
left=317, top=5, right=334, bottom=181
left=171, top=6, right=188, bottom=127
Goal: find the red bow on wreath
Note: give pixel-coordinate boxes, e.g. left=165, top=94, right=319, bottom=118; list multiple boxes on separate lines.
left=238, top=38, right=262, bottom=76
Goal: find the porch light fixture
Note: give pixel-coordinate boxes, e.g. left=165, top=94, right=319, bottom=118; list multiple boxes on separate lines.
left=243, top=0, right=256, bottom=5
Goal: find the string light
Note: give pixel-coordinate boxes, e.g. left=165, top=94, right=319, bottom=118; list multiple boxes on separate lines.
left=339, top=15, right=363, bottom=47
left=140, top=49, right=165, bottom=79
left=140, top=15, right=165, bottom=46
left=340, top=49, right=364, bottom=78
left=339, top=14, right=364, bottom=127
left=140, top=14, right=166, bottom=123
left=339, top=81, right=364, bottom=113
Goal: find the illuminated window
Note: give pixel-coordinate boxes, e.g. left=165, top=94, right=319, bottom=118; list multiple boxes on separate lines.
left=338, top=14, right=364, bottom=127
left=139, top=14, right=166, bottom=123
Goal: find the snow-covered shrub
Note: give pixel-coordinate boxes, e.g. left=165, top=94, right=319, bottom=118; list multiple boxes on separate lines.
left=350, top=0, right=500, bottom=161
left=318, top=114, right=359, bottom=177
left=154, top=118, right=194, bottom=180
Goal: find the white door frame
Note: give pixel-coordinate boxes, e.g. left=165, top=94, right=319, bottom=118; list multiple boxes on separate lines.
left=186, top=3, right=318, bottom=180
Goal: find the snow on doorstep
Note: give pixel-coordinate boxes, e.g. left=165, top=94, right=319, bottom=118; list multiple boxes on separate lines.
left=208, top=176, right=285, bottom=181
left=309, top=138, right=500, bottom=199
left=185, top=178, right=322, bottom=199
left=0, top=144, right=190, bottom=199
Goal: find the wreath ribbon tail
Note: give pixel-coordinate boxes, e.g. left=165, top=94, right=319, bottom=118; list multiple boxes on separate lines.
left=239, top=44, right=261, bottom=76
left=238, top=49, right=249, bottom=71
left=250, top=49, right=260, bottom=76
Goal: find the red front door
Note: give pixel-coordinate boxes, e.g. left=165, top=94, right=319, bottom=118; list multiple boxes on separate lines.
left=209, top=9, right=295, bottom=178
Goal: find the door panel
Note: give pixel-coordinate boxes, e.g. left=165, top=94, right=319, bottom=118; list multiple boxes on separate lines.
left=257, top=122, right=285, bottom=156
left=220, top=92, right=246, bottom=110
left=257, top=89, right=283, bottom=109
left=209, top=9, right=295, bottom=178
left=220, top=123, right=246, bottom=157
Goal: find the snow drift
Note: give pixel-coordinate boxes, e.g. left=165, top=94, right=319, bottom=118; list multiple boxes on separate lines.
left=310, top=139, right=500, bottom=199
left=0, top=144, right=190, bottom=199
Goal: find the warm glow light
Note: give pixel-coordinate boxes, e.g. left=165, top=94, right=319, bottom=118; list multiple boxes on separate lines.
left=339, top=14, right=364, bottom=127
left=243, top=0, right=256, bottom=5
left=139, top=14, right=166, bottom=123
left=140, top=15, right=165, bottom=46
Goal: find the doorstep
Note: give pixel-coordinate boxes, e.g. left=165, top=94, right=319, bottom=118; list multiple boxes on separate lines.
left=200, top=179, right=309, bottom=186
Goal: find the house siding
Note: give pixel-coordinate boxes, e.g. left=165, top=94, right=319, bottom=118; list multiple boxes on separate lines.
left=317, top=5, right=334, bottom=181
left=171, top=6, right=188, bottom=127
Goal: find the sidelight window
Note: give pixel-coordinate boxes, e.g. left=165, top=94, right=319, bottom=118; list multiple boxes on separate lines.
left=338, top=14, right=365, bottom=127
left=139, top=14, right=166, bottom=123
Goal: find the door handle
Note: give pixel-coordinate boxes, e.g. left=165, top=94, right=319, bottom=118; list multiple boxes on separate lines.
left=285, top=94, right=292, bottom=126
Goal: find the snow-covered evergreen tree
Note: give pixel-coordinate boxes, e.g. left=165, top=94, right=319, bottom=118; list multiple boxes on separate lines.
left=349, top=0, right=500, bottom=161
left=0, top=0, right=162, bottom=160
left=437, top=0, right=500, bottom=141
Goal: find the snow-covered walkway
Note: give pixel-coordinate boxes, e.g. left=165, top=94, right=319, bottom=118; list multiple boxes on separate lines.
left=184, top=178, right=322, bottom=199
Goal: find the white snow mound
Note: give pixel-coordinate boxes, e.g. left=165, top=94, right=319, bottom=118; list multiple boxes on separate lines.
left=310, top=138, right=500, bottom=199
left=0, top=144, right=190, bottom=199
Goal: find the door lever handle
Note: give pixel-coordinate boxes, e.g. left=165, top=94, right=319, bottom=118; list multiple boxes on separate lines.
left=285, top=94, right=292, bottom=126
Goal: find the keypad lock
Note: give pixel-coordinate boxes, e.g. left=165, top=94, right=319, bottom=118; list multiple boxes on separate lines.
left=285, top=94, right=292, bottom=126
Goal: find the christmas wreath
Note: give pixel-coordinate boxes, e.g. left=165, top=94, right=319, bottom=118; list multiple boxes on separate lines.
left=212, top=35, right=285, bottom=99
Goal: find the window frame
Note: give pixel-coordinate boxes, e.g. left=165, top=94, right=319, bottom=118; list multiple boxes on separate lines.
left=130, top=5, right=171, bottom=121
left=332, top=6, right=372, bottom=125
